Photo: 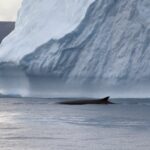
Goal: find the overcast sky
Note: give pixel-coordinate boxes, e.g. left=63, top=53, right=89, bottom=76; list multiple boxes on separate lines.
left=0, top=0, right=22, bottom=21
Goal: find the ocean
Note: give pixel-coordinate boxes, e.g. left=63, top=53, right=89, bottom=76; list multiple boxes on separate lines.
left=0, top=98, right=150, bottom=150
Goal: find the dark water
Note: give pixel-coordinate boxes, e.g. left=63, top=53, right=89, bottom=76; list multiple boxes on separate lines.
left=0, top=98, right=150, bottom=150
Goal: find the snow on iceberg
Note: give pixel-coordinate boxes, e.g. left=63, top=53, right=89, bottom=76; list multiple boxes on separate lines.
left=0, top=0, right=94, bottom=62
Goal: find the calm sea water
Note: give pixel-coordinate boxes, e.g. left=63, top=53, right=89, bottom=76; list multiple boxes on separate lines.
left=0, top=98, right=150, bottom=150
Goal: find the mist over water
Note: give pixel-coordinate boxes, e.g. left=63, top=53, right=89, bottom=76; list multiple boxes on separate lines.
left=0, top=64, right=29, bottom=96
left=0, top=64, right=150, bottom=98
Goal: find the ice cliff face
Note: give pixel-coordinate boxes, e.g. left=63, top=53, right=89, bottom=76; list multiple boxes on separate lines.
left=1, top=0, right=150, bottom=90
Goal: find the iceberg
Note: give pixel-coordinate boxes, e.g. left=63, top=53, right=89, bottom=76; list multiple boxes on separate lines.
left=0, top=0, right=150, bottom=97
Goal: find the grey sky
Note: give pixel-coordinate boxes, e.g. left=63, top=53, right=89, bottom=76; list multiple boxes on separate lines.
left=0, top=0, right=22, bottom=21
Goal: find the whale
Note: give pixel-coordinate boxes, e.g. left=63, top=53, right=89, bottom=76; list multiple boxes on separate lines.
left=58, top=97, right=114, bottom=105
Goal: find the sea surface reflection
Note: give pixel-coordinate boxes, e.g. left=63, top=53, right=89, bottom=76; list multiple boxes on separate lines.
left=0, top=98, right=150, bottom=150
